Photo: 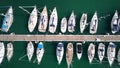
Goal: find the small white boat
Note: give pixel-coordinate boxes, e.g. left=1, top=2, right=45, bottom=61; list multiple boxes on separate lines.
left=76, top=43, right=83, bottom=60
left=56, top=42, right=64, bottom=64
left=88, top=43, right=95, bottom=64
left=68, top=11, right=76, bottom=33
left=36, top=42, right=44, bottom=64
left=0, top=42, right=5, bottom=64
left=28, top=6, right=38, bottom=32
left=111, top=10, right=119, bottom=34
left=66, top=43, right=73, bottom=68
left=90, top=12, right=98, bottom=34
left=80, top=13, right=87, bottom=33
left=107, top=42, right=116, bottom=66
left=38, top=6, right=48, bottom=32
left=1, top=6, right=13, bottom=32
left=27, top=41, right=34, bottom=62
left=7, top=42, right=13, bottom=61
left=48, top=7, right=58, bottom=33
left=117, top=48, right=120, bottom=65
left=60, top=17, right=67, bottom=33
left=98, top=43, right=105, bottom=63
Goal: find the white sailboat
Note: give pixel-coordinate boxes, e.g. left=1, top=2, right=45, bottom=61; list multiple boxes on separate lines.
left=48, top=7, right=58, bottom=33
left=107, top=42, right=116, bottom=66
left=36, top=42, right=44, bottom=64
left=76, top=43, right=83, bottom=60
left=1, top=6, right=13, bottom=32
left=38, top=6, right=48, bottom=32
left=90, top=12, right=98, bottom=34
left=111, top=10, right=119, bottom=34
left=66, top=43, right=73, bottom=68
left=28, top=6, right=38, bottom=32
left=0, top=42, right=5, bottom=64
left=117, top=48, right=120, bottom=65
left=56, top=42, right=64, bottom=64
left=98, top=43, right=105, bottom=63
left=80, top=13, right=87, bottom=33
left=60, top=17, right=67, bottom=33
left=88, top=43, right=95, bottom=64
left=7, top=42, right=13, bottom=61
left=27, top=41, right=34, bottom=62
left=68, top=11, right=76, bottom=33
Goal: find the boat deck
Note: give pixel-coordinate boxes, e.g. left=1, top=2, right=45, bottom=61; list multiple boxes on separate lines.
left=0, top=34, right=120, bottom=42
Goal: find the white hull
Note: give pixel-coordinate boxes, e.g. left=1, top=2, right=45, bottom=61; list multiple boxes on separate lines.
left=107, top=42, right=116, bottom=66
left=68, top=11, right=75, bottom=33
left=0, top=42, right=5, bottom=64
left=61, top=17, right=67, bottom=33
left=117, top=49, right=120, bottom=65
left=80, top=13, right=87, bottom=33
left=38, top=6, right=48, bottom=32
left=36, top=42, right=44, bottom=64
left=98, top=43, right=105, bottom=63
left=88, top=43, right=95, bottom=64
left=28, top=6, right=38, bottom=32
left=90, top=12, right=98, bottom=34
left=76, top=43, right=83, bottom=60
left=48, top=7, right=58, bottom=33
left=66, top=43, right=73, bottom=68
left=111, top=10, right=119, bottom=34
left=27, top=41, right=34, bottom=61
left=7, top=42, right=13, bottom=61
left=56, top=42, right=64, bottom=64
left=1, top=6, right=13, bottom=32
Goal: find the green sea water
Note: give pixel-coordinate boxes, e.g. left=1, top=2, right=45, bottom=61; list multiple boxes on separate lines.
left=0, top=0, right=120, bottom=68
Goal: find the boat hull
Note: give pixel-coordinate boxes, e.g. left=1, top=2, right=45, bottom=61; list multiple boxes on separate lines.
left=1, top=6, right=13, bottom=32
left=7, top=42, right=13, bottom=61
left=61, top=17, right=67, bottom=33
left=48, top=7, right=58, bottom=33
left=88, top=43, right=95, bottom=64
left=38, top=6, right=48, bottom=32
left=28, top=6, right=38, bottom=32
left=27, top=41, right=34, bottom=61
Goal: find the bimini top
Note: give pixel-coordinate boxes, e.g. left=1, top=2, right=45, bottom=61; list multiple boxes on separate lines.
left=38, top=43, right=43, bottom=49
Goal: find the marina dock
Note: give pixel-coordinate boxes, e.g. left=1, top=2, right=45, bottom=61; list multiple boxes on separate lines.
left=0, top=34, right=120, bottom=42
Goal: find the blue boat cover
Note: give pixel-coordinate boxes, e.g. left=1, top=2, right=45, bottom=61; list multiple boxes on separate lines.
left=50, top=17, right=55, bottom=27
left=110, top=44, right=116, bottom=48
left=57, top=43, right=63, bottom=47
left=2, top=16, right=7, bottom=29
left=112, top=24, right=119, bottom=31
left=38, top=43, right=43, bottom=49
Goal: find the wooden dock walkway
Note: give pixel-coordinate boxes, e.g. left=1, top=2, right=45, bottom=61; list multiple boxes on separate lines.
left=0, top=34, right=120, bottom=42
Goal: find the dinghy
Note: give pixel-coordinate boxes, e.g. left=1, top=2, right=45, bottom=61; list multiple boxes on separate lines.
left=111, top=10, right=119, bottom=34
left=38, top=6, right=48, bottom=32
left=98, top=43, right=105, bottom=63
left=76, top=43, right=83, bottom=60
left=28, top=6, right=38, bottom=32
left=80, top=13, right=87, bottom=33
left=66, top=43, right=73, bottom=68
left=48, top=7, right=58, bottom=33
left=36, top=42, right=44, bottom=64
left=88, top=43, right=95, bottom=64
left=56, top=42, right=64, bottom=64
left=0, top=42, right=5, bottom=64
left=1, top=6, right=13, bottom=32
left=107, top=42, right=116, bottom=66
left=117, top=48, right=120, bottom=65
left=27, top=41, right=34, bottom=62
left=90, top=12, right=98, bottom=34
left=7, top=42, right=13, bottom=61
left=68, top=11, right=75, bottom=33
left=60, top=17, right=67, bottom=33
